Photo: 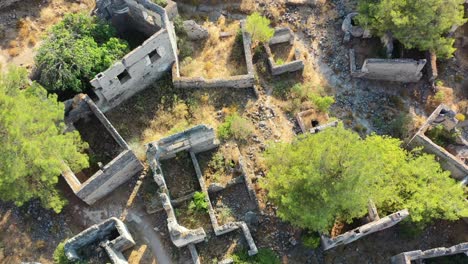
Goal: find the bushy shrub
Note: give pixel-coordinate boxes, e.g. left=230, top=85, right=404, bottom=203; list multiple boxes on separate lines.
left=302, top=232, right=321, bottom=249
left=246, top=12, right=274, bottom=44
left=189, top=191, right=208, bottom=212
left=35, top=13, right=129, bottom=94
left=232, top=248, right=281, bottom=264
left=217, top=113, right=254, bottom=141
left=310, top=94, right=335, bottom=113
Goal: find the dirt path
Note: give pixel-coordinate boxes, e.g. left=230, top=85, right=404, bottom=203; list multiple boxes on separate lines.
left=127, top=208, right=173, bottom=264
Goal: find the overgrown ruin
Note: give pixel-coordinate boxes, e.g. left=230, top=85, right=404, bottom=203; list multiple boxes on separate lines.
left=408, top=104, right=468, bottom=181
left=147, top=125, right=258, bottom=263
left=62, top=94, right=143, bottom=205
left=64, top=217, right=135, bottom=264
left=264, top=27, right=304, bottom=75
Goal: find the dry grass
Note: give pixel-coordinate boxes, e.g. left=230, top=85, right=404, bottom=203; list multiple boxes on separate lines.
left=179, top=19, right=247, bottom=78
left=426, top=86, right=454, bottom=113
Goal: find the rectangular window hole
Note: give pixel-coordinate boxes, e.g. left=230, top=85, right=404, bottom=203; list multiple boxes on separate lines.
left=148, top=49, right=161, bottom=64
left=117, top=69, right=131, bottom=84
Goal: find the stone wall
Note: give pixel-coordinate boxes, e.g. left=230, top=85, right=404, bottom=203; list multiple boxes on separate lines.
left=349, top=49, right=426, bottom=82
left=62, top=95, right=144, bottom=205
left=64, top=217, right=135, bottom=263
left=172, top=20, right=255, bottom=89
left=264, top=27, right=304, bottom=76
left=92, top=0, right=177, bottom=111
left=147, top=125, right=259, bottom=263
left=391, top=242, right=468, bottom=264
left=321, top=205, right=409, bottom=250
left=408, top=104, right=468, bottom=180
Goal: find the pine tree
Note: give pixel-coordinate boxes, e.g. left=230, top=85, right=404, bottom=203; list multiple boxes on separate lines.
left=0, top=66, right=89, bottom=212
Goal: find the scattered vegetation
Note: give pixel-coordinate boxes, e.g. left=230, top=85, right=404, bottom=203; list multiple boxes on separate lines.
left=245, top=12, right=274, bottom=44
left=232, top=248, right=281, bottom=264
left=35, top=13, right=129, bottom=94
left=357, top=0, right=467, bottom=58
left=262, top=124, right=468, bottom=232
left=301, top=231, right=321, bottom=249
left=426, top=124, right=460, bottom=147
left=0, top=66, right=89, bottom=213
left=189, top=191, right=209, bottom=213
left=275, top=58, right=285, bottom=65
left=152, top=0, right=167, bottom=7
left=273, top=82, right=334, bottom=114
left=53, top=240, right=86, bottom=264
left=217, top=113, right=254, bottom=141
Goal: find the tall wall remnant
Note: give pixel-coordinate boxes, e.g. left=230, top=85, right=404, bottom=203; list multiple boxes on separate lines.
left=408, top=104, right=468, bottom=180
left=64, top=217, right=135, bottom=264
left=147, top=125, right=259, bottom=263
left=92, top=0, right=178, bottom=111
left=321, top=202, right=409, bottom=250
left=62, top=94, right=144, bottom=205
left=391, top=242, right=468, bottom=264
left=349, top=49, right=426, bottom=82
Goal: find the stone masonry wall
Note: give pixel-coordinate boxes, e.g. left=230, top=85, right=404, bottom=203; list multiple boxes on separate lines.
left=92, top=0, right=177, bottom=112
left=349, top=49, right=426, bottom=82
left=172, top=20, right=255, bottom=89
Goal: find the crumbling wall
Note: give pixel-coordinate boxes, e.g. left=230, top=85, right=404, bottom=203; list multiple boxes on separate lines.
left=391, top=242, right=468, bottom=264
left=147, top=125, right=259, bottom=263
left=321, top=206, right=409, bottom=250
left=92, top=0, right=177, bottom=111
left=349, top=49, right=426, bottom=82
left=172, top=20, right=255, bottom=89
left=64, top=217, right=135, bottom=264
left=264, top=27, right=304, bottom=75
left=62, top=95, right=144, bottom=205
left=408, top=104, right=468, bottom=180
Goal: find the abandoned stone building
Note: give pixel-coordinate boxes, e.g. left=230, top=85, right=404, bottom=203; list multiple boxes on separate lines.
left=91, top=0, right=178, bottom=111
left=147, top=125, right=258, bottom=263
left=343, top=12, right=428, bottom=83
left=64, top=217, right=135, bottom=264
left=62, top=94, right=143, bottom=205
left=408, top=104, right=468, bottom=182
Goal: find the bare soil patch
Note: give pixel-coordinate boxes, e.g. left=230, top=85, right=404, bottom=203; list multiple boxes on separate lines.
left=160, top=152, right=200, bottom=199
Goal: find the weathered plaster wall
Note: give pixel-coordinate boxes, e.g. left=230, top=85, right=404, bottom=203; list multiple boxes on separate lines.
left=408, top=105, right=468, bottom=180
left=350, top=49, right=426, bottom=82
left=321, top=209, right=409, bottom=250
left=172, top=20, right=254, bottom=89
left=92, top=0, right=177, bottom=111
left=64, top=217, right=135, bottom=263
left=391, top=242, right=468, bottom=264
left=62, top=95, right=144, bottom=205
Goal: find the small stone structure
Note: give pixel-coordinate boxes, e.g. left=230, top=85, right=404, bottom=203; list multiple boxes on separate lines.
left=343, top=12, right=427, bottom=83
left=92, top=0, right=178, bottom=111
left=264, top=27, right=304, bottom=75
left=349, top=49, right=426, bottom=82
left=147, top=125, right=258, bottom=263
left=408, top=104, right=468, bottom=181
left=172, top=20, right=255, bottom=89
left=341, top=12, right=371, bottom=42
left=64, top=217, right=135, bottom=264
left=296, top=109, right=338, bottom=134
left=391, top=242, right=468, bottom=264
left=321, top=202, right=409, bottom=250
left=62, top=94, right=143, bottom=205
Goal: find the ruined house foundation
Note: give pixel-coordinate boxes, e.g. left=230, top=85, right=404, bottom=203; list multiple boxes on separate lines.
left=264, top=27, right=304, bottom=76
left=147, top=125, right=259, bottom=263
left=64, top=217, right=135, bottom=264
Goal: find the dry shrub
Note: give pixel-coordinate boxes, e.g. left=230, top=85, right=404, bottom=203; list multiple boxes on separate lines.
left=457, top=100, right=468, bottom=114
left=426, top=86, right=454, bottom=112
left=240, top=0, right=256, bottom=14
left=28, top=36, right=37, bottom=46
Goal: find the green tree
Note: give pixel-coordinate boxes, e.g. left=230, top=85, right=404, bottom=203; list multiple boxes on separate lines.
left=356, top=0, right=467, bottom=58
left=0, top=66, right=89, bottom=212
left=35, top=13, right=129, bottom=94
left=262, top=124, right=467, bottom=232
left=245, top=12, right=274, bottom=44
